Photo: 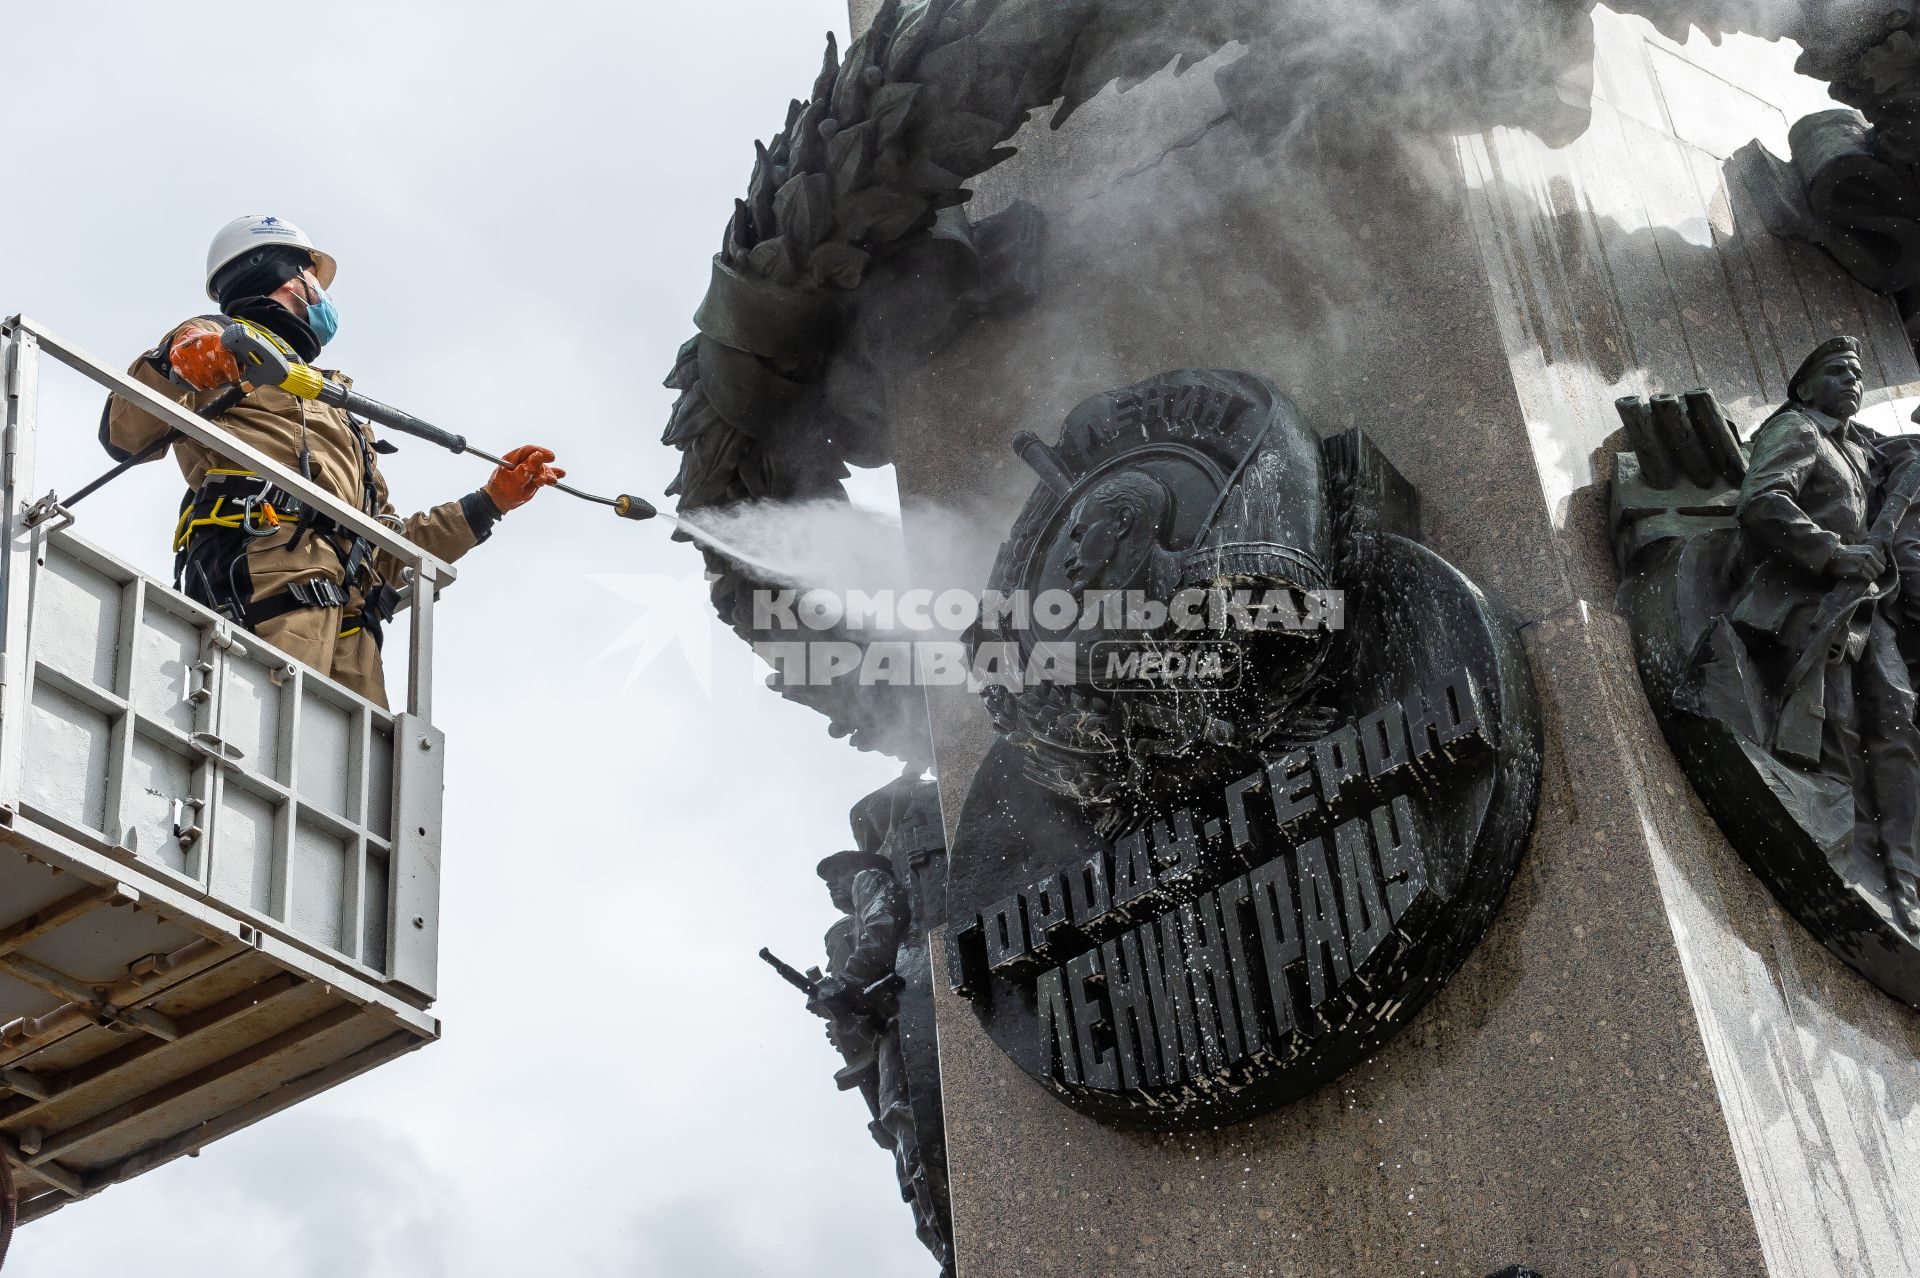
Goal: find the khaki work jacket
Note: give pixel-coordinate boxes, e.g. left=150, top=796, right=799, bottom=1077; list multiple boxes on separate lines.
left=107, top=316, right=484, bottom=585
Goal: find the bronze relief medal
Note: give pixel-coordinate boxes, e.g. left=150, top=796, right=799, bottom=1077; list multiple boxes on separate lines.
left=945, top=370, right=1543, bottom=1128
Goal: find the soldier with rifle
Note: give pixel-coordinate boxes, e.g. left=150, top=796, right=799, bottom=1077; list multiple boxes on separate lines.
left=758, top=944, right=900, bottom=1098
left=761, top=850, right=908, bottom=1116
left=761, top=801, right=954, bottom=1278
left=1734, top=336, right=1920, bottom=931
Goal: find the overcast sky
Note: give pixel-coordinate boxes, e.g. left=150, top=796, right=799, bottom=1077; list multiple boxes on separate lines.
left=0, top=2, right=930, bottom=1275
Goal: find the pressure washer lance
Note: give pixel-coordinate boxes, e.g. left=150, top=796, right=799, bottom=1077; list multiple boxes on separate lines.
left=218, top=321, right=657, bottom=521
left=23, top=321, right=660, bottom=529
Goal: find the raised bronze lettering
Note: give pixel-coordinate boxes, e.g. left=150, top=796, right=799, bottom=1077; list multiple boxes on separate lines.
left=1066, top=950, right=1118, bottom=1090
left=1375, top=793, right=1433, bottom=927
left=1295, top=837, right=1351, bottom=1009
left=1248, top=854, right=1304, bottom=1040
left=1101, top=930, right=1164, bottom=1090
left=1266, top=749, right=1322, bottom=839
left=1035, top=965, right=1082, bottom=1087
left=1333, top=816, right=1392, bottom=970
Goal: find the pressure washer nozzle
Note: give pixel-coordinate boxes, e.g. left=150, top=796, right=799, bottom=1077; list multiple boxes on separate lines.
left=614, top=495, right=658, bottom=521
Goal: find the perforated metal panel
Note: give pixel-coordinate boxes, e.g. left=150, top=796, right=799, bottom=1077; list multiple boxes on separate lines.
left=17, top=532, right=415, bottom=979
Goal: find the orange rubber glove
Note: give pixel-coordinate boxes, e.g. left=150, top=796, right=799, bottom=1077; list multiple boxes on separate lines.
left=168, top=325, right=241, bottom=392
left=483, top=445, right=565, bottom=513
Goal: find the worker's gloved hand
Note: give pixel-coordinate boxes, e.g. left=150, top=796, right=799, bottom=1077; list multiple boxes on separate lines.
left=167, top=325, right=241, bottom=393
left=483, top=445, right=565, bottom=513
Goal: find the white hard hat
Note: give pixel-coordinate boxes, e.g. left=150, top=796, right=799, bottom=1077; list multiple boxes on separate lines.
left=203, top=214, right=338, bottom=301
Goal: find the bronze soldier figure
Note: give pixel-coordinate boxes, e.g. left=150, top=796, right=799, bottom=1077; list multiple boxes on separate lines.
left=817, top=845, right=958, bottom=1276
left=847, top=774, right=956, bottom=1276
left=1734, top=336, right=1920, bottom=930
left=766, top=774, right=955, bottom=1277
left=813, top=850, right=909, bottom=1126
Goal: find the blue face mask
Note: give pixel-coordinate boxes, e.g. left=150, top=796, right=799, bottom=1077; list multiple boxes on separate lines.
left=302, top=283, right=340, bottom=346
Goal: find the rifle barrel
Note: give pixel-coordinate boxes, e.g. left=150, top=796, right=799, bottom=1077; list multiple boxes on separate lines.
left=758, top=947, right=817, bottom=996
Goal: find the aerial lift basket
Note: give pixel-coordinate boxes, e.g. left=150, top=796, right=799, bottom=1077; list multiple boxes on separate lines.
left=0, top=316, right=451, bottom=1228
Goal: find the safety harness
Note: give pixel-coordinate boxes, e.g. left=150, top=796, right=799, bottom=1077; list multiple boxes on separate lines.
left=173, top=469, right=400, bottom=648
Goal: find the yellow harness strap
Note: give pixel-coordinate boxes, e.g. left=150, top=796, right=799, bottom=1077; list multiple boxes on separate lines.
left=173, top=469, right=294, bottom=551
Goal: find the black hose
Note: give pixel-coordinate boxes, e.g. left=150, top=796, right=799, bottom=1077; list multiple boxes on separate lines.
left=61, top=384, right=248, bottom=514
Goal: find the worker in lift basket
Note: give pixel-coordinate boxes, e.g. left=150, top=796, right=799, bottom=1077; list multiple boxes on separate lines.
left=102, top=214, right=563, bottom=708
